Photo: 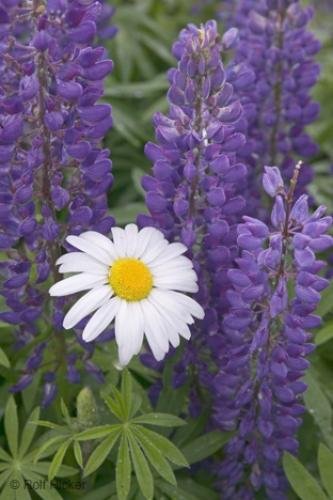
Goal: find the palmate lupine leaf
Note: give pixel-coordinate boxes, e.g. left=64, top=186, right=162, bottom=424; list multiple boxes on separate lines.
left=135, top=427, right=188, bottom=468
left=4, top=396, right=18, bottom=457
left=127, top=429, right=154, bottom=500
left=0, top=398, right=77, bottom=499
left=181, top=430, right=233, bottom=465
left=315, top=320, right=333, bottom=346
left=283, top=452, right=328, bottom=500
left=33, top=399, right=81, bottom=475
left=131, top=425, right=177, bottom=486
left=304, top=371, right=333, bottom=449
left=83, top=430, right=120, bottom=477
left=0, top=348, right=10, bottom=368
left=19, top=407, right=40, bottom=458
left=71, top=370, right=189, bottom=499
left=318, top=443, right=333, bottom=499
left=132, top=413, right=186, bottom=427
left=116, top=434, right=131, bottom=500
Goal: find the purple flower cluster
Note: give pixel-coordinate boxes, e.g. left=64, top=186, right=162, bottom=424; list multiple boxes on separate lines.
left=228, top=0, right=321, bottom=213
left=139, top=20, right=251, bottom=400
left=0, top=0, right=114, bottom=403
left=216, top=165, right=332, bottom=499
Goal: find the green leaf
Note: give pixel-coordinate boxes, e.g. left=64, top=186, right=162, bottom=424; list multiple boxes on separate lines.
left=75, top=425, right=120, bottom=441
left=0, top=469, right=12, bottom=490
left=316, top=320, right=333, bottom=346
left=132, top=425, right=176, bottom=486
left=132, top=413, right=186, bottom=427
left=283, top=452, right=328, bottom=500
left=131, top=168, right=146, bottom=198
left=10, top=472, right=31, bottom=500
left=121, top=370, right=133, bottom=420
left=103, top=388, right=126, bottom=421
left=318, top=443, right=333, bottom=498
left=19, top=407, right=40, bottom=458
left=127, top=430, right=154, bottom=500
left=155, top=479, right=197, bottom=500
left=31, top=420, right=62, bottom=430
left=0, top=447, right=11, bottom=463
left=84, top=429, right=120, bottom=477
left=111, top=203, right=148, bottom=225
left=4, top=396, right=18, bottom=457
left=139, top=32, right=174, bottom=64
left=173, top=411, right=210, bottom=448
left=60, top=399, right=71, bottom=425
left=116, top=434, right=131, bottom=500
left=80, top=482, right=117, bottom=500
left=105, top=74, right=168, bottom=98
left=304, top=371, right=333, bottom=448
left=48, top=439, right=71, bottom=481
left=73, top=441, right=83, bottom=469
left=21, top=469, right=62, bottom=500
left=136, top=427, right=188, bottom=468
left=34, top=435, right=68, bottom=463
left=316, top=280, right=333, bottom=317
left=0, top=472, right=19, bottom=500
left=177, top=478, right=219, bottom=500
left=0, top=348, right=10, bottom=368
left=181, top=430, right=232, bottom=465
left=26, top=462, right=77, bottom=478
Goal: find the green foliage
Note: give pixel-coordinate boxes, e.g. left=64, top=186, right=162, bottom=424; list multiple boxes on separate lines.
left=0, top=397, right=76, bottom=499
left=284, top=443, right=333, bottom=500
left=304, top=371, right=333, bottom=449
left=34, top=370, right=196, bottom=499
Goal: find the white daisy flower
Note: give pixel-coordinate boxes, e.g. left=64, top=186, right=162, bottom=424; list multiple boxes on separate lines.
left=49, top=224, right=204, bottom=367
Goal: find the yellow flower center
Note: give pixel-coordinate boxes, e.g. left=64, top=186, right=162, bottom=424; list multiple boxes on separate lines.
left=109, top=258, right=153, bottom=301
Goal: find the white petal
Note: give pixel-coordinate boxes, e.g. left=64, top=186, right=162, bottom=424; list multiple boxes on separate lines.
left=153, top=268, right=197, bottom=282
left=140, top=239, right=169, bottom=264
left=82, top=297, right=121, bottom=342
left=49, top=274, right=107, bottom=296
left=124, top=224, right=139, bottom=257
left=117, top=302, right=144, bottom=366
left=111, top=227, right=127, bottom=256
left=80, top=231, right=118, bottom=260
left=135, top=227, right=164, bottom=258
left=167, top=291, right=205, bottom=319
left=57, top=253, right=107, bottom=275
left=149, top=242, right=188, bottom=266
left=150, top=288, right=193, bottom=342
left=155, top=279, right=199, bottom=293
left=150, top=256, right=194, bottom=273
left=63, top=285, right=112, bottom=329
left=150, top=289, right=193, bottom=324
left=141, top=317, right=165, bottom=360
left=66, top=235, right=111, bottom=265
left=147, top=297, right=180, bottom=348
left=140, top=299, right=169, bottom=353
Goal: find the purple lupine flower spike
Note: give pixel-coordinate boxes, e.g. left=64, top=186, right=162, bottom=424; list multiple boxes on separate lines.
left=0, top=0, right=115, bottom=402
left=139, top=20, right=249, bottom=407
left=227, top=0, right=320, bottom=214
left=217, top=163, right=333, bottom=498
